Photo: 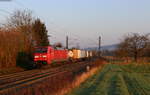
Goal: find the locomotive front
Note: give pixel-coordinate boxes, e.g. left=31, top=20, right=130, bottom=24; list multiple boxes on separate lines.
left=34, top=46, right=50, bottom=65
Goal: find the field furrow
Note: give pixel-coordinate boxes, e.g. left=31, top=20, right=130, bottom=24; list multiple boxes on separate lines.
left=67, top=64, right=150, bottom=95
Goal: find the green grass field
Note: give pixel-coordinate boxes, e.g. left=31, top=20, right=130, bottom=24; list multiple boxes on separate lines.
left=67, top=63, right=150, bottom=95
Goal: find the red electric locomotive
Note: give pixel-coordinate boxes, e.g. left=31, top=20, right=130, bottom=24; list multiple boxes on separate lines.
left=34, top=46, right=68, bottom=65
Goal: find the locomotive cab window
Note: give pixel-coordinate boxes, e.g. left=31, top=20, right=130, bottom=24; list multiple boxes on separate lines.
left=35, top=48, right=48, bottom=53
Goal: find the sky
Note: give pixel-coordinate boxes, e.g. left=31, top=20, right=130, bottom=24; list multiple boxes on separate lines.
left=0, top=0, right=150, bottom=48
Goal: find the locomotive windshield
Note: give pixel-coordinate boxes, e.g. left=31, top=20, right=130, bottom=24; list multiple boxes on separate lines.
left=35, top=48, right=48, bottom=53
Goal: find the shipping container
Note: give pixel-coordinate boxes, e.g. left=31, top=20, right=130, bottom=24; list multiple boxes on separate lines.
left=72, top=49, right=81, bottom=59
left=80, top=50, right=86, bottom=58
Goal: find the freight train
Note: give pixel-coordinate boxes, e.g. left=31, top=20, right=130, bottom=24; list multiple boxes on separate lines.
left=34, top=46, right=94, bottom=66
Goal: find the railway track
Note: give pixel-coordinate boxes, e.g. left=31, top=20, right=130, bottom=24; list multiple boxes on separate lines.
left=0, top=61, right=91, bottom=94
left=0, top=62, right=85, bottom=80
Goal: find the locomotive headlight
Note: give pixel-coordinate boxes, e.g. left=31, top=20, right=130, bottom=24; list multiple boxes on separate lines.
left=42, top=55, right=47, bottom=58
left=34, top=56, right=39, bottom=58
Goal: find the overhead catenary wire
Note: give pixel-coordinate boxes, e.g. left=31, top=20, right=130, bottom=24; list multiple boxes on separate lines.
left=11, top=0, right=99, bottom=48
left=1, top=0, right=99, bottom=48
left=0, top=9, right=13, bottom=26
left=0, top=0, right=12, bottom=2
left=47, top=21, right=99, bottom=48
left=0, top=9, right=12, bottom=15
left=48, top=26, right=95, bottom=48
left=49, top=29, right=97, bottom=48
left=13, top=0, right=27, bottom=9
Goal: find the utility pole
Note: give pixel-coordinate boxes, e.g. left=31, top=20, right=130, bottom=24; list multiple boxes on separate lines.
left=99, top=36, right=101, bottom=57
left=48, top=35, right=52, bottom=45
left=66, top=35, right=68, bottom=49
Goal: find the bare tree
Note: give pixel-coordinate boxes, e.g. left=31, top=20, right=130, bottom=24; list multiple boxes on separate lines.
left=6, top=10, right=33, bottom=28
left=117, top=33, right=149, bottom=62
left=0, top=10, right=35, bottom=68
left=5, top=10, right=36, bottom=53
